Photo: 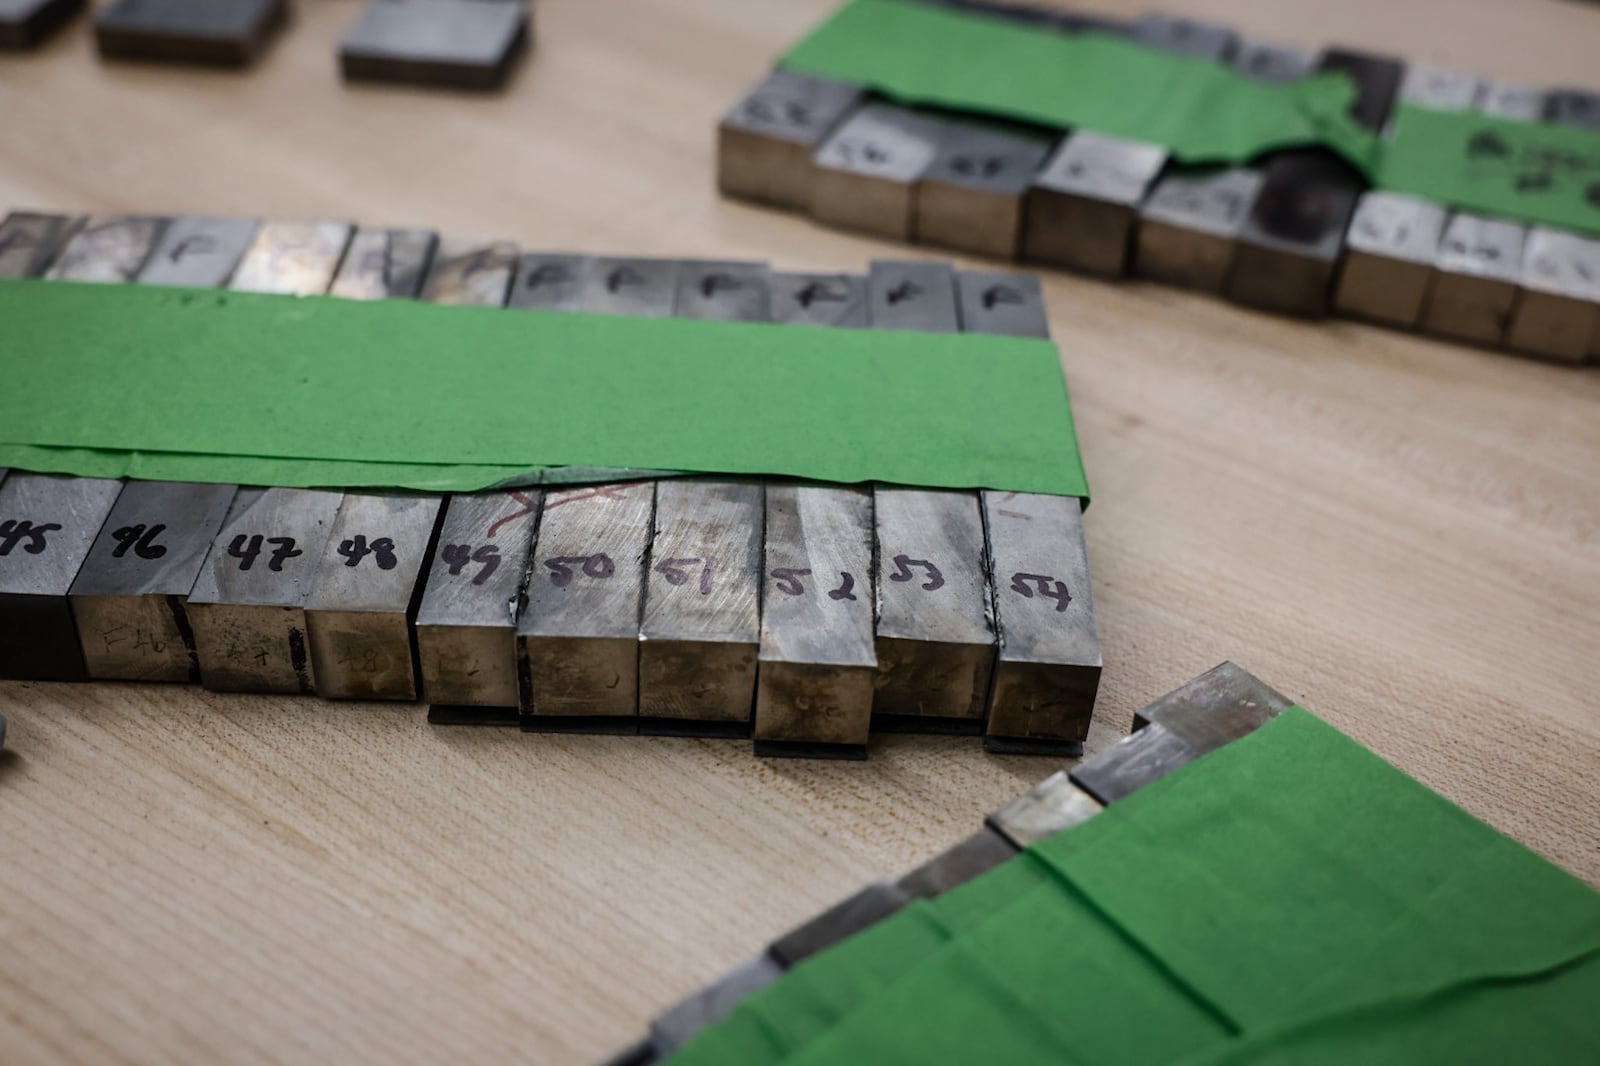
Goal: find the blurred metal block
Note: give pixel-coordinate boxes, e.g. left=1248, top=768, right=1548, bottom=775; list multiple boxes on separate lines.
left=1130, top=13, right=1237, bottom=60
left=0, top=211, right=81, bottom=278
left=187, top=488, right=344, bottom=694
left=955, top=271, right=1047, bottom=337
left=718, top=70, right=864, bottom=210
left=895, top=828, right=1017, bottom=899
left=340, top=0, right=531, bottom=91
left=580, top=257, right=679, bottom=317
left=753, top=484, right=876, bottom=759
left=0, top=0, right=85, bottom=49
left=1231, top=39, right=1312, bottom=84
left=673, top=260, right=771, bottom=322
left=915, top=122, right=1053, bottom=260
left=1226, top=152, right=1361, bottom=317
left=1506, top=228, right=1600, bottom=363
left=418, top=235, right=519, bottom=307
left=1333, top=191, right=1448, bottom=328
left=44, top=214, right=166, bottom=282
left=509, top=253, right=588, bottom=311
left=330, top=227, right=437, bottom=300
left=768, top=271, right=868, bottom=328
left=987, top=770, right=1103, bottom=848
left=1022, top=132, right=1167, bottom=277
left=1314, top=47, right=1405, bottom=131
left=1135, top=167, right=1263, bottom=293
left=1544, top=89, right=1600, bottom=132
left=649, top=955, right=782, bottom=1057
left=811, top=102, right=947, bottom=240
left=0, top=474, right=122, bottom=682
left=1422, top=213, right=1525, bottom=346
left=766, top=882, right=909, bottom=968
left=1130, top=659, right=1292, bottom=731
left=1396, top=64, right=1482, bottom=112
left=68, top=481, right=236, bottom=683
left=866, top=259, right=960, bottom=332
left=229, top=220, right=354, bottom=296
left=94, top=0, right=287, bottom=66
left=136, top=215, right=259, bottom=288
left=1478, top=82, right=1545, bottom=121
left=518, top=483, right=652, bottom=732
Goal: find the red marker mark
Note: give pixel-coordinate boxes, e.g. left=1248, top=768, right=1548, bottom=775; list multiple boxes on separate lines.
left=486, top=491, right=538, bottom=539
left=544, top=485, right=629, bottom=510
left=996, top=509, right=1031, bottom=520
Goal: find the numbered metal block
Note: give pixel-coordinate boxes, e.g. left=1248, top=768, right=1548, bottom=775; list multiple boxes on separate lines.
left=673, top=261, right=771, bottom=322
left=330, top=227, right=438, bottom=300
left=509, top=253, right=588, bottom=311
left=811, top=103, right=947, bottom=240
left=955, top=271, right=1046, bottom=337
left=914, top=122, right=1054, bottom=260
left=305, top=493, right=443, bottom=701
left=649, top=955, right=783, bottom=1058
left=187, top=488, right=344, bottom=694
left=1130, top=13, right=1237, bottom=61
left=980, top=492, right=1100, bottom=755
left=1130, top=659, right=1292, bottom=731
left=766, top=881, right=909, bottom=968
left=1478, top=82, right=1545, bottom=121
left=639, top=480, right=763, bottom=735
left=136, top=215, right=259, bottom=288
left=1395, top=64, right=1482, bottom=113
left=1506, top=228, right=1600, bottom=363
left=1422, top=213, right=1526, bottom=347
left=0, top=474, right=123, bottom=682
left=94, top=0, right=287, bottom=66
left=0, top=211, right=81, bottom=278
left=1022, top=132, right=1168, bottom=277
left=1313, top=48, right=1405, bottom=132
left=1333, top=191, right=1448, bottom=328
left=986, top=770, right=1102, bottom=848
left=1225, top=152, right=1361, bottom=317
left=518, top=483, right=652, bottom=732
left=0, top=0, right=85, bottom=48
left=754, top=484, right=876, bottom=759
left=417, top=490, right=540, bottom=723
left=1135, top=167, right=1264, bottom=294
left=341, top=0, right=531, bottom=91
left=419, top=236, right=519, bottom=307
left=579, top=257, right=680, bottom=317
left=1544, top=89, right=1600, bottom=132
left=67, top=481, right=236, bottom=683
left=894, top=827, right=1018, bottom=899
left=866, top=259, right=960, bottom=332
left=44, top=215, right=166, bottom=283
left=229, top=221, right=354, bottom=296
left=1231, top=39, right=1313, bottom=84
left=768, top=272, right=867, bottom=328
left=718, top=70, right=864, bottom=210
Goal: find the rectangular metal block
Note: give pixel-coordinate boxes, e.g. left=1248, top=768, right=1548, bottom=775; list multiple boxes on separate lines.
left=1313, top=47, right=1405, bottom=131
left=1333, top=191, right=1448, bottom=328
left=718, top=70, right=864, bottom=210
left=866, top=259, right=960, bottom=332
left=914, top=122, right=1053, bottom=260
left=229, top=220, right=354, bottom=296
left=418, top=236, right=519, bottom=307
left=508, top=252, right=589, bottom=311
left=416, top=490, right=541, bottom=713
left=136, top=215, right=259, bottom=288
left=187, top=488, right=344, bottom=694
left=0, top=0, right=86, bottom=49
left=894, top=828, right=1018, bottom=900
left=811, top=103, right=947, bottom=240
left=768, top=272, right=867, bottom=328
left=94, top=0, right=287, bottom=66
left=1396, top=64, right=1482, bottom=113
left=579, top=257, right=680, bottom=317
left=650, top=954, right=782, bottom=1056
left=673, top=261, right=771, bottom=322
left=1506, top=228, right=1600, bottom=363
left=1226, top=151, right=1361, bottom=317
left=1135, top=167, right=1264, bottom=293
left=330, top=227, right=438, bottom=300
left=1130, top=661, right=1292, bottom=732
left=987, top=770, right=1103, bottom=849
left=1022, top=131, right=1167, bottom=277
left=0, top=474, right=123, bottom=681
left=638, top=480, right=763, bottom=734
left=44, top=214, right=166, bottom=282
left=340, top=0, right=530, bottom=91
left=1130, top=13, right=1237, bottom=60
left=981, top=492, right=1100, bottom=755
left=1231, top=39, right=1313, bottom=84
left=67, top=480, right=236, bottom=683
left=1478, top=82, right=1545, bottom=121
left=1422, top=213, right=1526, bottom=346
left=754, top=484, right=876, bottom=758
left=0, top=211, right=82, bottom=277
left=1544, top=89, right=1600, bottom=132
left=518, top=483, right=653, bottom=731
left=766, top=882, right=910, bottom=969
left=955, top=271, right=1047, bottom=337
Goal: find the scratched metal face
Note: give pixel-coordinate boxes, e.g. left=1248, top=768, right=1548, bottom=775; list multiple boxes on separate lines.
left=44, top=214, right=166, bottom=282
left=1132, top=660, right=1292, bottom=731
left=1228, top=153, right=1361, bottom=316
left=341, top=0, right=527, bottom=69
left=1435, top=214, right=1525, bottom=283
left=0, top=474, right=123, bottom=681
left=68, top=480, right=237, bottom=683
left=329, top=227, right=437, bottom=301
left=0, top=211, right=81, bottom=279
left=187, top=487, right=344, bottom=694
left=1425, top=214, right=1525, bottom=345
left=519, top=482, right=652, bottom=721
left=1544, top=89, right=1600, bottom=132
left=920, top=124, right=1053, bottom=198
left=419, top=236, right=518, bottom=307
left=136, top=216, right=259, bottom=288
left=986, top=770, right=1102, bottom=848
left=811, top=104, right=947, bottom=239
left=1130, top=14, right=1237, bottom=60
left=416, top=490, right=540, bottom=708
left=579, top=257, right=679, bottom=317
left=228, top=220, right=353, bottom=296
left=1344, top=191, right=1448, bottom=264
left=866, top=260, right=960, bottom=333
left=1334, top=191, right=1447, bottom=327
left=508, top=253, right=588, bottom=311
left=1477, top=82, right=1545, bottom=121
left=1506, top=228, right=1600, bottom=362
left=673, top=260, right=771, bottom=322
left=1397, top=64, right=1483, bottom=112
left=916, top=123, right=1053, bottom=259
left=639, top=480, right=763, bottom=725
left=1230, top=39, right=1312, bottom=84
left=1137, top=168, right=1264, bottom=292
left=721, top=70, right=864, bottom=146
left=1025, top=132, right=1167, bottom=276
left=1032, top=132, right=1166, bottom=208
left=768, top=272, right=867, bottom=328
left=956, top=272, right=1047, bottom=338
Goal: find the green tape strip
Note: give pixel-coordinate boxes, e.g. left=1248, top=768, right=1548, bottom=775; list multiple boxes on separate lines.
left=0, top=278, right=1088, bottom=498
left=668, top=708, right=1600, bottom=1065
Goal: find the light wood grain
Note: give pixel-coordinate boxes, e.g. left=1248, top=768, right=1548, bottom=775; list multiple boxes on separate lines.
left=2, top=1, right=1599, bottom=1063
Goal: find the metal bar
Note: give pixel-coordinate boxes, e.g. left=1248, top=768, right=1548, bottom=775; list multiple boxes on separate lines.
left=1543, top=89, right=1600, bottom=132
left=509, top=252, right=589, bottom=311
left=1478, top=82, right=1545, bottom=121
left=44, top=214, right=166, bottom=282
left=914, top=120, right=1053, bottom=260
left=329, top=227, right=438, bottom=300
left=764, top=882, right=910, bottom=968
left=136, top=215, right=259, bottom=288
left=418, top=235, right=519, bottom=306
left=93, top=0, right=288, bottom=67
left=672, top=260, right=771, bottom=322
left=339, top=0, right=530, bottom=91
left=1505, top=228, right=1600, bottom=363
left=1130, top=13, right=1238, bottom=60
left=0, top=0, right=85, bottom=49
left=579, top=257, right=679, bottom=317
left=0, top=210, right=83, bottom=278
left=768, top=271, right=867, bottom=328
left=1022, top=131, right=1168, bottom=277
left=1421, top=213, right=1525, bottom=347
left=1135, top=167, right=1264, bottom=294
left=718, top=70, right=865, bottom=211
left=1333, top=191, right=1448, bottom=327
left=811, top=102, right=947, bottom=240
left=986, top=770, right=1103, bottom=848
left=228, top=220, right=353, bottom=296
left=1224, top=151, right=1362, bottom=317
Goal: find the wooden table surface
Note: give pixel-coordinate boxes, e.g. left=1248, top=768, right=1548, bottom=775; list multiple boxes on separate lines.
left=2, top=1, right=1598, bottom=1062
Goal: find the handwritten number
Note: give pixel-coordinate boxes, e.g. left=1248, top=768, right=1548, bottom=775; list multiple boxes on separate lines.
left=1010, top=572, right=1072, bottom=612
left=546, top=553, right=614, bottom=587
left=338, top=535, right=398, bottom=570
left=771, top=567, right=811, bottom=596
left=443, top=543, right=502, bottom=585
left=827, top=572, right=857, bottom=601
left=888, top=554, right=944, bottom=592
left=110, top=523, right=169, bottom=560
left=0, top=519, right=63, bottom=556
left=227, top=534, right=263, bottom=571
left=229, top=534, right=302, bottom=572
left=655, top=556, right=720, bottom=595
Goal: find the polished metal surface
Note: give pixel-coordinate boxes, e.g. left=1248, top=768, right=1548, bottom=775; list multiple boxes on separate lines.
left=1226, top=151, right=1361, bottom=317
left=767, top=271, right=868, bottom=328
left=672, top=260, right=771, bottom=322
left=228, top=220, right=353, bottom=296
left=418, top=235, right=519, bottom=307
left=579, top=257, right=679, bottom=317
left=1506, top=227, right=1600, bottom=363
left=865, top=259, right=960, bottom=333
left=986, top=770, right=1103, bottom=848
left=340, top=0, right=530, bottom=90
left=1022, top=131, right=1167, bottom=277
left=68, top=480, right=236, bottom=683
left=914, top=121, right=1053, bottom=259
left=187, top=487, right=344, bottom=694
left=955, top=271, right=1047, bottom=338
left=329, top=227, right=438, bottom=301
left=1130, top=13, right=1237, bottom=60
left=1231, top=39, right=1313, bottom=84
left=508, top=253, right=589, bottom=311
left=44, top=214, right=165, bottom=282
left=753, top=484, right=876, bottom=757
left=1333, top=191, right=1448, bottom=327
left=0, top=210, right=82, bottom=278
left=0, top=474, right=123, bottom=681
left=1136, top=167, right=1264, bottom=293
left=718, top=69, right=865, bottom=210
left=136, top=215, right=259, bottom=288
left=1423, top=213, right=1526, bottom=346
left=811, top=102, right=947, bottom=240
left=518, top=482, right=653, bottom=730
left=1478, top=82, right=1545, bottom=120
